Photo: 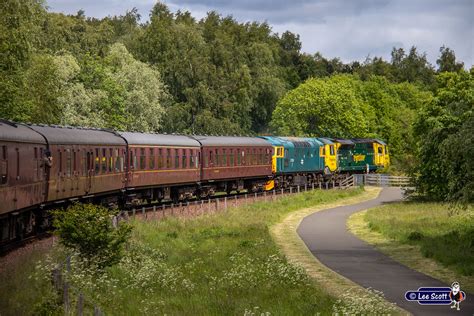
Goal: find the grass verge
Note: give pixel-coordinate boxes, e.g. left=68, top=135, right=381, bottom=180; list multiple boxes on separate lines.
left=348, top=202, right=474, bottom=294
left=1, top=188, right=386, bottom=316
left=271, top=186, right=408, bottom=316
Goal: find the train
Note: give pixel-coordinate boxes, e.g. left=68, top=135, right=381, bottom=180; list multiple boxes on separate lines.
left=0, top=119, right=390, bottom=248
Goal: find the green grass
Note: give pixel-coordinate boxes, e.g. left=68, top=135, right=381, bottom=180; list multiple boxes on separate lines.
left=364, top=202, right=474, bottom=276
left=0, top=188, right=365, bottom=315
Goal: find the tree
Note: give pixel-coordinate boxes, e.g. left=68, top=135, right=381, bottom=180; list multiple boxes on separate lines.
left=271, top=75, right=375, bottom=137
left=436, top=45, right=464, bottom=73
left=413, top=70, right=473, bottom=202
left=53, top=203, right=132, bottom=267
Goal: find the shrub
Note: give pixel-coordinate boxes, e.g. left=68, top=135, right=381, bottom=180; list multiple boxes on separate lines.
left=52, top=203, right=132, bottom=268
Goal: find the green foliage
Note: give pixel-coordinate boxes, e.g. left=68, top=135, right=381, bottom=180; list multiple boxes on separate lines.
left=271, top=75, right=375, bottom=137
left=52, top=203, right=132, bottom=267
left=271, top=74, right=430, bottom=169
left=413, top=70, right=474, bottom=202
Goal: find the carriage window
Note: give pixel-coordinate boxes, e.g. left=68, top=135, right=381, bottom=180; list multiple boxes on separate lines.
left=74, top=150, right=78, bottom=174
left=182, top=149, right=187, bottom=169
left=222, top=149, right=226, bottom=166
left=94, top=150, right=100, bottom=175
left=166, top=149, right=171, bottom=168
left=59, top=150, right=64, bottom=175
left=114, top=149, right=119, bottom=172
left=149, top=148, right=155, bottom=170
left=157, top=149, right=163, bottom=169
left=174, top=149, right=179, bottom=168
left=190, top=150, right=195, bottom=168
left=66, top=149, right=72, bottom=177
left=101, top=148, right=107, bottom=173
left=237, top=149, right=241, bottom=165
left=215, top=149, right=219, bottom=166
left=139, top=148, right=146, bottom=170
left=196, top=151, right=200, bottom=168
left=108, top=149, right=113, bottom=172
left=83, top=151, right=87, bottom=175
left=230, top=149, right=234, bottom=166
left=208, top=150, right=212, bottom=166
left=15, top=148, right=19, bottom=179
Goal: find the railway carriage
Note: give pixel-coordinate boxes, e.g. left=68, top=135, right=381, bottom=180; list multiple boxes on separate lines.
left=191, top=136, right=273, bottom=195
left=119, top=132, right=201, bottom=203
left=28, top=125, right=128, bottom=205
left=0, top=120, right=47, bottom=244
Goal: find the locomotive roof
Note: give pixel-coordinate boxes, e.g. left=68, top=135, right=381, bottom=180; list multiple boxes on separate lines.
left=0, top=120, right=46, bottom=144
left=331, top=138, right=355, bottom=145
left=317, top=138, right=335, bottom=145
left=28, top=125, right=125, bottom=145
left=191, top=135, right=271, bottom=147
left=352, top=138, right=387, bottom=145
left=119, top=132, right=200, bottom=147
left=259, top=136, right=323, bottom=148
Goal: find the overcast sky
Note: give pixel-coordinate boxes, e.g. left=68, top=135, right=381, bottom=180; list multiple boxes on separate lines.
left=46, top=0, right=473, bottom=67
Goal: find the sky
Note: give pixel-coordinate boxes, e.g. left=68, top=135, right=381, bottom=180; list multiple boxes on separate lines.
left=46, top=0, right=473, bottom=67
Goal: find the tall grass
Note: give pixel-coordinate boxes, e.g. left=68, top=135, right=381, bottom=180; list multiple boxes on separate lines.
left=365, top=202, right=474, bottom=276
left=1, top=188, right=364, bottom=315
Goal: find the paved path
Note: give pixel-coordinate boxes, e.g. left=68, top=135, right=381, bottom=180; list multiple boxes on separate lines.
left=297, top=188, right=473, bottom=315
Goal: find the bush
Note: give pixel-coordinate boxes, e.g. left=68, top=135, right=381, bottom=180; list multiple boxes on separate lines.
left=52, top=203, right=132, bottom=268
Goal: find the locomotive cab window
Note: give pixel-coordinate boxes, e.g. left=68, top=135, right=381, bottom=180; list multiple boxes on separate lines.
left=378, top=146, right=383, bottom=154
left=330, top=145, right=335, bottom=156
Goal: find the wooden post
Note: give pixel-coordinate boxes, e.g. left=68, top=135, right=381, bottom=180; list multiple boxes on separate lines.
left=132, top=208, right=136, bottom=219
left=254, top=192, right=257, bottom=201
left=63, top=282, right=69, bottom=313
left=332, top=180, right=335, bottom=188
left=297, top=185, right=300, bottom=193
left=290, top=187, right=292, bottom=194
left=224, top=197, right=227, bottom=210
left=273, top=189, right=276, bottom=200
left=77, top=292, right=84, bottom=316
left=312, top=183, right=315, bottom=190
left=281, top=188, right=283, bottom=196
left=208, top=199, right=211, bottom=212
left=319, top=182, right=322, bottom=189
left=234, top=195, right=237, bottom=207
left=171, top=204, right=174, bottom=216
left=264, top=191, right=267, bottom=201
left=153, top=205, right=156, bottom=219
left=142, top=206, right=146, bottom=219
left=162, top=204, right=165, bottom=218
left=179, top=202, right=182, bottom=215
left=245, top=194, right=248, bottom=205
left=325, top=182, right=328, bottom=190
left=215, top=198, right=219, bottom=211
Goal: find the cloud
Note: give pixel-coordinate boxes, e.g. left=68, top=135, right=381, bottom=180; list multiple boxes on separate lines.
left=46, top=0, right=473, bottom=67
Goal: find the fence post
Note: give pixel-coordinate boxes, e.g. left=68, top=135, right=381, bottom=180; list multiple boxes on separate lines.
left=254, top=192, right=257, bottom=201
left=234, top=194, right=237, bottom=206
left=312, top=183, right=314, bottom=190
left=162, top=204, right=165, bottom=218
left=216, top=198, right=219, bottom=211
left=77, top=292, right=84, bottom=316
left=63, top=282, right=69, bottom=314
left=281, top=188, right=283, bottom=196
left=298, top=185, right=300, bottom=193
left=153, top=205, right=156, bottom=219
left=171, top=203, right=174, bottom=216
left=224, top=197, right=227, bottom=210
left=305, top=184, right=307, bottom=191
left=319, top=182, right=322, bottom=189
left=325, top=182, right=329, bottom=190
left=142, top=206, right=146, bottom=219
left=132, top=208, right=136, bottom=219
left=264, top=191, right=267, bottom=201
left=245, top=194, right=248, bottom=205
left=179, top=202, right=182, bottom=215
left=208, top=198, right=211, bottom=212
left=290, top=187, right=293, bottom=194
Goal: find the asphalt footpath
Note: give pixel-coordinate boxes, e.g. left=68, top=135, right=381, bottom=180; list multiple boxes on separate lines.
left=297, top=187, right=474, bottom=315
